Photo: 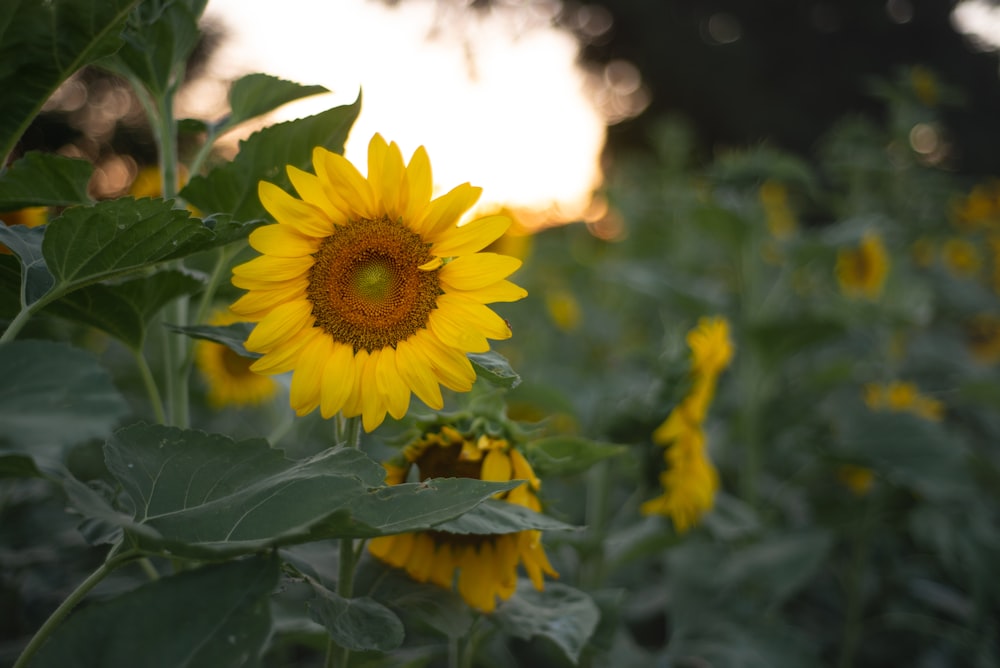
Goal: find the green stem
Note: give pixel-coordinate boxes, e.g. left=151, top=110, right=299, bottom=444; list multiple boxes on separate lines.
left=133, top=349, right=166, bottom=424
left=448, top=636, right=460, bottom=668
left=138, top=557, right=160, bottom=581
left=581, top=460, right=611, bottom=589
left=738, top=232, right=763, bottom=507
left=836, top=498, right=874, bottom=668
left=191, top=244, right=240, bottom=331
left=0, top=305, right=33, bottom=344
left=13, top=547, right=140, bottom=668
left=327, top=415, right=363, bottom=668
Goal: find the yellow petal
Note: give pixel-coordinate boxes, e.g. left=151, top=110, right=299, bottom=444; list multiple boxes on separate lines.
left=229, top=279, right=308, bottom=319
left=429, top=542, right=455, bottom=589
left=368, top=135, right=406, bottom=220
left=414, top=331, right=476, bottom=392
left=436, top=293, right=512, bottom=341
left=249, top=328, right=319, bottom=374
left=341, top=348, right=368, bottom=418
left=286, top=165, right=349, bottom=226
left=426, top=307, right=490, bottom=353
left=439, top=253, right=522, bottom=290
left=289, top=333, right=331, bottom=415
left=481, top=449, right=513, bottom=482
left=429, top=214, right=510, bottom=256
left=445, top=279, right=527, bottom=304
left=411, top=182, right=482, bottom=238
left=313, top=146, right=376, bottom=219
left=408, top=533, right=435, bottom=583
left=258, top=181, right=334, bottom=237
left=245, top=300, right=315, bottom=352
left=401, top=145, right=433, bottom=223
left=319, top=342, right=356, bottom=419
left=509, top=448, right=541, bottom=490
left=360, top=349, right=388, bottom=432
left=249, top=224, right=320, bottom=257
left=394, top=338, right=444, bottom=409
left=367, top=535, right=396, bottom=563
left=375, top=347, right=411, bottom=420
left=458, top=543, right=496, bottom=612
left=232, top=254, right=313, bottom=282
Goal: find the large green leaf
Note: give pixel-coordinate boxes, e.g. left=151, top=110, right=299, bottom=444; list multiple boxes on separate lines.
left=225, top=73, right=329, bottom=131
left=0, top=152, right=93, bottom=210
left=94, top=424, right=518, bottom=557
left=0, top=0, right=139, bottom=162
left=47, top=269, right=205, bottom=350
left=100, top=0, right=207, bottom=97
left=362, top=565, right=474, bottom=639
left=0, top=340, right=129, bottom=461
left=432, top=498, right=577, bottom=534
left=523, top=436, right=626, bottom=477
left=167, top=321, right=258, bottom=358
left=0, top=223, right=53, bottom=306
left=308, top=586, right=405, bottom=653
left=0, top=453, right=44, bottom=478
left=493, top=582, right=601, bottom=665
left=180, top=97, right=361, bottom=222
left=31, top=555, right=278, bottom=668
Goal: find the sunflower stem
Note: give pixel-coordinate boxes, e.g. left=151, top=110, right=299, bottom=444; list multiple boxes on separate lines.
left=13, top=546, right=140, bottom=668
left=836, top=495, right=875, bottom=668
left=737, top=229, right=763, bottom=508
left=0, top=305, right=33, bottom=343
left=448, top=636, right=460, bottom=668
left=328, top=414, right=363, bottom=668
left=133, top=349, right=167, bottom=424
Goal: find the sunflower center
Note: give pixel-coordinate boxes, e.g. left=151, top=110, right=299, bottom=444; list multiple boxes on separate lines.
left=307, top=216, right=441, bottom=353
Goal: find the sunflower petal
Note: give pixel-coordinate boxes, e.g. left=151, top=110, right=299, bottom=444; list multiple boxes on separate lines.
left=289, top=333, right=330, bottom=415
left=368, top=134, right=406, bottom=220
left=415, top=331, right=476, bottom=392
left=249, top=328, right=319, bottom=374
left=249, top=224, right=320, bottom=257
left=436, top=293, right=512, bottom=341
left=258, top=181, right=334, bottom=237
left=429, top=214, right=510, bottom=256
left=230, top=279, right=308, bottom=318
left=376, top=347, right=411, bottom=419
left=286, top=165, right=349, bottom=226
left=402, top=145, right=433, bottom=223
left=445, top=279, right=527, bottom=304
left=232, top=254, right=313, bottom=282
left=412, top=182, right=482, bottom=238
left=319, top=341, right=355, bottom=419
left=245, top=300, right=315, bottom=352
left=481, top=449, right=513, bottom=483
left=313, top=146, right=376, bottom=219
left=341, top=349, right=368, bottom=418
left=426, top=307, right=490, bottom=353
left=360, top=349, right=388, bottom=432
left=438, top=253, right=522, bottom=289
left=395, top=338, right=444, bottom=409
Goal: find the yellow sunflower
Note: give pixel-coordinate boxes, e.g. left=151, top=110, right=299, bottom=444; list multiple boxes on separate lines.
left=965, top=313, right=1000, bottom=365
left=941, top=237, right=982, bottom=278
left=837, top=464, right=875, bottom=496
left=836, top=231, right=889, bottom=300
left=758, top=179, right=797, bottom=240
left=195, top=309, right=279, bottom=409
left=367, top=426, right=558, bottom=613
left=230, top=134, right=527, bottom=431
left=863, top=381, right=943, bottom=422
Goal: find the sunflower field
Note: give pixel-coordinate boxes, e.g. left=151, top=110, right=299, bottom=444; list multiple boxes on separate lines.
left=3, top=2, right=1000, bottom=668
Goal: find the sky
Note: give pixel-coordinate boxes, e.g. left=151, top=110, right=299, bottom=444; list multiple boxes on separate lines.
left=191, top=0, right=611, bottom=226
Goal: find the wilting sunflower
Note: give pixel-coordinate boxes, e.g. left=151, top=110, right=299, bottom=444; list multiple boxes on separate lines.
left=195, top=309, right=278, bottom=409
left=368, top=425, right=558, bottom=613
left=836, top=231, right=889, bottom=300
left=231, top=135, right=526, bottom=431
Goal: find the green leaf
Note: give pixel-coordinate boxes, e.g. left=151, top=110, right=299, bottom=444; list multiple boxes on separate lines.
left=166, top=321, right=258, bottom=358
left=0, top=152, right=93, bottom=210
left=226, top=73, right=329, bottom=130
left=180, top=97, right=361, bottom=222
left=0, top=340, right=129, bottom=461
left=46, top=269, right=205, bottom=349
left=0, top=453, right=44, bottom=478
left=364, top=566, right=474, bottom=639
left=523, top=436, right=626, bottom=477
left=0, top=255, right=21, bottom=317
left=0, top=223, right=54, bottom=305
left=469, top=350, right=521, bottom=389
left=101, top=0, right=207, bottom=97
left=0, top=0, right=139, bottom=162
left=97, top=424, right=519, bottom=557
left=493, top=582, right=601, bottom=665
left=41, top=197, right=211, bottom=304
left=309, top=587, right=405, bottom=653
left=32, top=555, right=278, bottom=668
left=432, top=498, right=577, bottom=534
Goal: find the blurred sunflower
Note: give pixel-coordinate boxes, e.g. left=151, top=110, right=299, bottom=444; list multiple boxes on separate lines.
left=0, top=206, right=47, bottom=254
left=941, top=237, right=982, bottom=278
left=643, top=316, right=733, bottom=532
left=965, top=313, right=1000, bottom=364
left=836, top=231, right=889, bottom=300
left=837, top=464, right=875, bottom=496
left=231, top=134, right=526, bottom=431
left=367, top=425, right=557, bottom=612
left=864, top=380, right=943, bottom=422
left=758, top=179, right=797, bottom=240
left=195, top=309, right=278, bottom=408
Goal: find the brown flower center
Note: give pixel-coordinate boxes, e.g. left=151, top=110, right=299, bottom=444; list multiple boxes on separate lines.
left=307, top=216, right=441, bottom=352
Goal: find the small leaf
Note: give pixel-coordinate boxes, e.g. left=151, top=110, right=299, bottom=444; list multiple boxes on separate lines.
left=432, top=498, right=578, bottom=534
left=0, top=340, right=129, bottom=462
left=227, top=73, right=329, bottom=129
left=0, top=0, right=139, bottom=162
left=181, top=97, right=361, bottom=222
left=0, top=152, right=93, bottom=210
left=97, top=424, right=519, bottom=557
left=469, top=350, right=521, bottom=389
left=309, top=587, right=404, bottom=653
left=493, top=582, right=601, bottom=665
left=42, top=197, right=211, bottom=300
left=524, top=436, right=626, bottom=477
left=166, top=322, right=258, bottom=358
left=0, top=223, right=54, bottom=305
left=31, top=555, right=278, bottom=668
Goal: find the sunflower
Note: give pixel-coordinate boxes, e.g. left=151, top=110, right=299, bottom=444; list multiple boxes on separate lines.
left=941, top=237, right=982, bottom=278
left=231, top=135, right=527, bottom=431
left=195, top=309, right=279, bottom=408
left=836, top=232, right=889, bottom=300
left=863, top=380, right=943, bottom=422
left=367, top=426, right=558, bottom=613
left=965, top=313, right=1000, bottom=365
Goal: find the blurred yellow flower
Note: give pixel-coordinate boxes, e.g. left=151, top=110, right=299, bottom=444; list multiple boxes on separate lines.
left=965, top=313, right=1000, bottom=365
left=0, top=206, right=48, bottom=254
left=231, top=134, right=526, bottom=432
left=941, top=237, right=982, bottom=278
left=836, top=232, right=889, bottom=300
left=643, top=316, right=733, bottom=532
left=368, top=426, right=557, bottom=613
left=951, top=180, right=1000, bottom=231
left=758, top=179, right=797, bottom=240
left=545, top=288, right=581, bottom=331
left=864, top=381, right=943, bottom=422
left=837, top=465, right=875, bottom=496
left=195, top=310, right=278, bottom=409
